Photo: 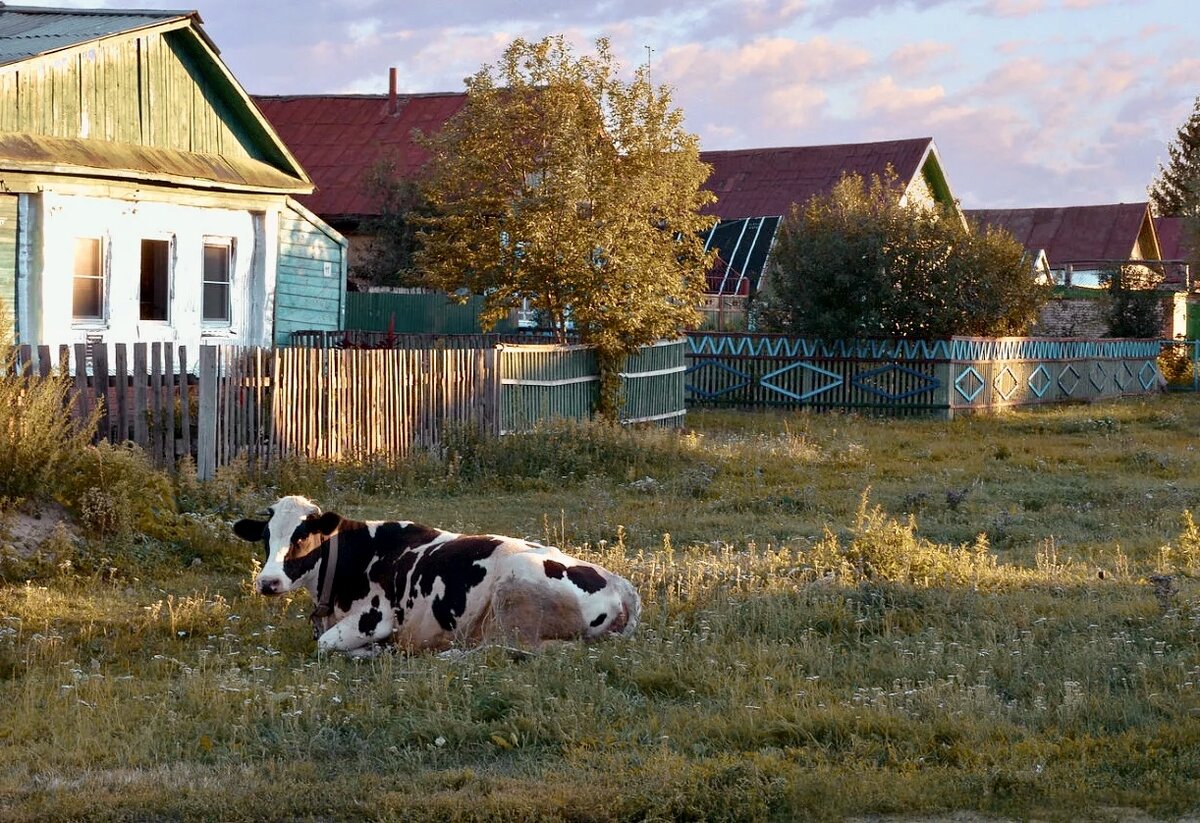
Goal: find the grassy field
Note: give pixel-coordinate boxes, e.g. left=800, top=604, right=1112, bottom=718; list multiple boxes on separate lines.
left=2, top=396, right=1200, bottom=821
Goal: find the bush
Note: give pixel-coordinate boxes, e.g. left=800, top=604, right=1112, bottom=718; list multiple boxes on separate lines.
left=60, top=442, right=177, bottom=540
left=0, top=312, right=101, bottom=505
left=755, top=170, right=1046, bottom=338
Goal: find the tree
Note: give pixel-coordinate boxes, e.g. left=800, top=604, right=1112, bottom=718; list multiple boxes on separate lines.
left=416, top=36, right=716, bottom=417
left=1150, top=95, right=1200, bottom=218
left=755, top=171, right=1046, bottom=339
left=1102, top=263, right=1166, bottom=339
left=350, top=156, right=436, bottom=289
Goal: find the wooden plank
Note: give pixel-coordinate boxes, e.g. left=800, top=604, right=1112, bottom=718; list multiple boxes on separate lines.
left=132, top=343, right=148, bottom=450
left=149, top=343, right=163, bottom=467
left=113, top=343, right=128, bottom=443
left=164, top=345, right=176, bottom=465
left=36, top=345, right=51, bottom=378
left=92, top=343, right=110, bottom=442
left=179, top=346, right=191, bottom=463
left=197, top=346, right=217, bottom=481
left=73, top=343, right=90, bottom=437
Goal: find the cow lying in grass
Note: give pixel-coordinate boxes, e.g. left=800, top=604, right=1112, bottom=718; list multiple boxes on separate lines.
left=233, top=496, right=641, bottom=657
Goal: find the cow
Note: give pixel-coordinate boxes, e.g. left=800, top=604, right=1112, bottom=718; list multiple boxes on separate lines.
left=232, top=495, right=641, bottom=657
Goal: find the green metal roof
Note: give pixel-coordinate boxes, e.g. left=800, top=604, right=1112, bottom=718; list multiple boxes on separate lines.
left=0, top=5, right=201, bottom=67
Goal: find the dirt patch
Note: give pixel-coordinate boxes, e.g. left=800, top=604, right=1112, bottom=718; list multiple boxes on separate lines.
left=1, top=501, right=80, bottom=558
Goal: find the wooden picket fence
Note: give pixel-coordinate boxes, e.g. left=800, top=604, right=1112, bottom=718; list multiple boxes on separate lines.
left=15, top=339, right=684, bottom=480
left=15, top=342, right=193, bottom=468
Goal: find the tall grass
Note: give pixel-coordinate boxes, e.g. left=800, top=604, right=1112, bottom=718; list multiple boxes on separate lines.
left=3, top=397, right=1200, bottom=819
left=0, top=314, right=101, bottom=506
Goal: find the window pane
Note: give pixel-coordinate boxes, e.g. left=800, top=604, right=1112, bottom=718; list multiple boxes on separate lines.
left=203, top=283, right=230, bottom=323
left=74, top=238, right=100, bottom=276
left=202, top=243, right=231, bottom=322
left=140, top=239, right=171, bottom=321
left=73, top=276, right=102, bottom=319
left=72, top=238, right=102, bottom=320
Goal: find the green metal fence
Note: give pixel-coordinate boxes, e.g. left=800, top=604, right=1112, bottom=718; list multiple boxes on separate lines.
left=344, top=291, right=521, bottom=334
left=499, top=340, right=686, bottom=432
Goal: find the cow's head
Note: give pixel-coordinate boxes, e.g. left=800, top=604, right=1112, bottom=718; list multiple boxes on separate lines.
left=233, top=496, right=342, bottom=596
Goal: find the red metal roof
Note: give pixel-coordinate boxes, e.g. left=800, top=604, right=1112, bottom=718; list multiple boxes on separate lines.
left=699, top=137, right=934, bottom=220
left=965, top=203, right=1155, bottom=267
left=1154, top=215, right=1193, bottom=261
left=253, top=92, right=466, bottom=219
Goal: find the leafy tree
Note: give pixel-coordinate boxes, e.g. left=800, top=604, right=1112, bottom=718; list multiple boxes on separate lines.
left=755, top=171, right=1046, bottom=339
left=1149, top=95, right=1200, bottom=218
left=416, top=35, right=716, bottom=417
left=349, top=156, right=435, bottom=289
left=1102, top=263, right=1166, bottom=338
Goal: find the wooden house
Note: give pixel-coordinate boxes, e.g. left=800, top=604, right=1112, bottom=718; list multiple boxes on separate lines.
left=696, top=137, right=959, bottom=327
left=0, top=5, right=346, bottom=349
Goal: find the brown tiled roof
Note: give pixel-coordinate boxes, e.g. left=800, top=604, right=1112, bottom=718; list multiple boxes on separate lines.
left=965, top=203, right=1154, bottom=267
left=253, top=92, right=466, bottom=219
left=699, top=137, right=934, bottom=220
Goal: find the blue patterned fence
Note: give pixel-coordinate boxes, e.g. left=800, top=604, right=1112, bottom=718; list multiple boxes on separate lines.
left=685, top=333, right=1166, bottom=417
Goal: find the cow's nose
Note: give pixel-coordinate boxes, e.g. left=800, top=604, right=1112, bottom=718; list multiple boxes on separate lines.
left=258, top=577, right=281, bottom=596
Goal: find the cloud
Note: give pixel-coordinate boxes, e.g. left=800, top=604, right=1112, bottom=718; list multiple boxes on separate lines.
left=860, top=76, right=945, bottom=113
left=973, top=0, right=1045, bottom=16
left=887, top=41, right=954, bottom=78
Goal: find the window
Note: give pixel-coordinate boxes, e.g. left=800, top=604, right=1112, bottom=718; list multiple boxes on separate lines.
left=72, top=237, right=105, bottom=322
left=202, top=240, right=233, bottom=324
left=139, top=238, right=172, bottom=321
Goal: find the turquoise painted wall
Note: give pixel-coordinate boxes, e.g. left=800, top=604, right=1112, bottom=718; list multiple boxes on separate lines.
left=0, top=194, right=16, bottom=337
left=275, top=203, right=346, bottom=346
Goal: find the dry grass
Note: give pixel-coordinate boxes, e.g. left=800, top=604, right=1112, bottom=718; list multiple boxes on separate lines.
left=2, top=396, right=1200, bottom=821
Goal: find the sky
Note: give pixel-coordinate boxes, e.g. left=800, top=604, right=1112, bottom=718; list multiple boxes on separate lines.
left=32, top=0, right=1200, bottom=208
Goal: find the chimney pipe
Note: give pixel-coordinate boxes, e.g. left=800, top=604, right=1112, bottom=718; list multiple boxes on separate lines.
left=388, top=67, right=398, bottom=114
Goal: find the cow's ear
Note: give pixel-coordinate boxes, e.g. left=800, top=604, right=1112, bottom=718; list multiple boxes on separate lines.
left=233, top=518, right=267, bottom=542
left=309, top=511, right=342, bottom=535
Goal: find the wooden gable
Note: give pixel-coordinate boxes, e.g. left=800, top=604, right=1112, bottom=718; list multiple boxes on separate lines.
left=0, top=8, right=309, bottom=194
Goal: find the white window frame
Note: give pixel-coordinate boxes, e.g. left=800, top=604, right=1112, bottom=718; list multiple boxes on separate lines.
left=71, top=236, right=108, bottom=327
left=201, top=237, right=234, bottom=328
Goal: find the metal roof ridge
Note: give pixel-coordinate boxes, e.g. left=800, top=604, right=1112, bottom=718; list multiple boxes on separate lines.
left=0, top=5, right=197, bottom=17
left=701, top=137, right=933, bottom=155
left=253, top=91, right=465, bottom=100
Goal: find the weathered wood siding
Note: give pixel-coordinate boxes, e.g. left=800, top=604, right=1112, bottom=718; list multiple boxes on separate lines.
left=0, top=27, right=272, bottom=164
left=275, top=202, right=346, bottom=345
left=0, top=194, right=15, bottom=335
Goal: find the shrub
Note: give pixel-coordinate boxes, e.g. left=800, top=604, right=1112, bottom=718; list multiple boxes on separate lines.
left=755, top=170, right=1046, bottom=338
left=0, top=311, right=101, bottom=505
left=59, top=442, right=177, bottom=540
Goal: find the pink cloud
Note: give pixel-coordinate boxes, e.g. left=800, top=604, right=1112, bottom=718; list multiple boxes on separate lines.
left=887, top=41, right=954, bottom=78
left=974, top=0, right=1045, bottom=17
left=860, top=76, right=945, bottom=114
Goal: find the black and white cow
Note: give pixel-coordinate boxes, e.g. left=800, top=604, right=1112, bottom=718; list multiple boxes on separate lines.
left=233, top=495, right=641, bottom=657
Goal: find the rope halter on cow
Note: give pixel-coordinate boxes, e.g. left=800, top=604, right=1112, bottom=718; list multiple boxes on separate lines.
left=310, top=531, right=339, bottom=639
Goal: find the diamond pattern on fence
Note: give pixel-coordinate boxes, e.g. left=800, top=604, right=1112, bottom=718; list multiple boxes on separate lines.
left=852, top=364, right=939, bottom=401
left=1058, top=364, right=1081, bottom=396
left=954, top=366, right=984, bottom=402
left=1114, top=361, right=1134, bottom=391
left=1028, top=364, right=1052, bottom=398
left=759, top=361, right=844, bottom=402
left=1089, top=362, right=1107, bottom=392
left=1139, top=361, right=1159, bottom=390
left=994, top=366, right=1019, bottom=401
left=684, top=359, right=752, bottom=400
